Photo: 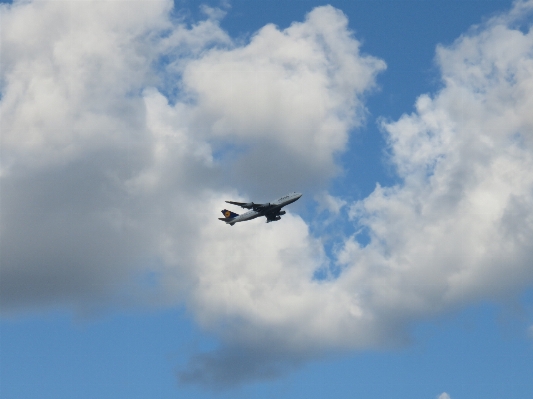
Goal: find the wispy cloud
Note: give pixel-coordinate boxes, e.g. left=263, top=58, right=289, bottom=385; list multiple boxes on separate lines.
left=315, top=191, right=348, bottom=216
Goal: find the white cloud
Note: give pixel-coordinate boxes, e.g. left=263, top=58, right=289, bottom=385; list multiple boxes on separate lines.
left=438, top=393, right=451, bottom=399
left=1, top=0, right=167, bottom=170
left=0, top=0, right=384, bottom=310
left=1, top=0, right=164, bottom=310
left=177, top=0, right=533, bottom=385
left=315, top=191, right=347, bottom=215
left=343, top=1, right=533, bottom=322
left=0, top=0, right=383, bottom=379
left=179, top=6, right=385, bottom=195
left=0, top=0, right=233, bottom=311
left=2, top=0, right=533, bottom=389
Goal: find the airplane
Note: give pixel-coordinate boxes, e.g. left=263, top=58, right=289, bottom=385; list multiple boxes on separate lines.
left=219, top=192, right=302, bottom=226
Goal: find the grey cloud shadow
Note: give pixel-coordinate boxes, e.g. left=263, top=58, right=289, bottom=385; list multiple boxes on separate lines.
left=177, top=342, right=315, bottom=390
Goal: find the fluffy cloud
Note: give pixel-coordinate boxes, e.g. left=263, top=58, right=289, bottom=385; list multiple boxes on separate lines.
left=179, top=6, right=385, bottom=196
left=178, top=0, right=533, bottom=385
left=438, top=393, right=451, bottom=399
left=0, top=0, right=382, bottom=381
left=343, top=0, right=533, bottom=326
left=1, top=0, right=168, bottom=310
left=2, top=0, right=533, bottom=389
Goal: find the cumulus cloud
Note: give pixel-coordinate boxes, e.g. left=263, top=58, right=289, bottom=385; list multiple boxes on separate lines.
left=343, top=0, right=533, bottom=323
left=0, top=0, right=383, bottom=382
left=1, top=0, right=169, bottom=310
left=2, top=0, right=533, bottom=389
left=177, top=0, right=533, bottom=385
left=179, top=6, right=385, bottom=196
left=438, top=393, right=451, bottom=399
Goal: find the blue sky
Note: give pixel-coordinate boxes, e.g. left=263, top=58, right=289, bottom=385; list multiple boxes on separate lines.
left=1, top=1, right=533, bottom=398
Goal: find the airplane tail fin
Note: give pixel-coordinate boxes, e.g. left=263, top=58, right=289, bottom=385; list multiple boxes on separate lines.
left=218, top=209, right=239, bottom=223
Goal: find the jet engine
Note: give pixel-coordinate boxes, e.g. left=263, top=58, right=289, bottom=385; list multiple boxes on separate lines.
left=278, top=211, right=286, bottom=216
left=266, top=216, right=281, bottom=223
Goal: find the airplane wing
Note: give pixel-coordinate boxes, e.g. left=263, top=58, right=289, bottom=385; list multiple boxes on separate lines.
left=225, top=201, right=253, bottom=209
left=225, top=201, right=270, bottom=211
